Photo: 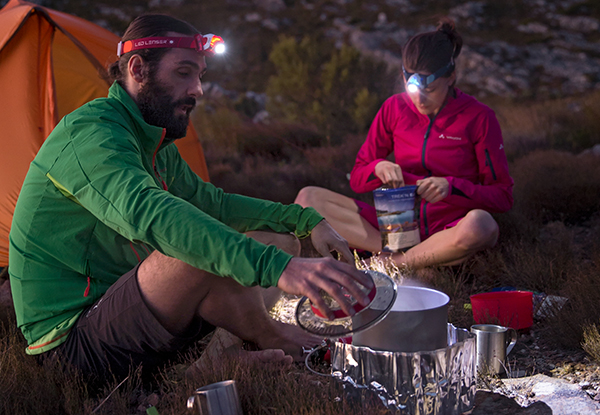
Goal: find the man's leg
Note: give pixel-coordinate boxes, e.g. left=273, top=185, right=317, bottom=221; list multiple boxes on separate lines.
left=295, top=186, right=382, bottom=252
left=137, top=232, right=321, bottom=362
left=394, top=209, right=499, bottom=269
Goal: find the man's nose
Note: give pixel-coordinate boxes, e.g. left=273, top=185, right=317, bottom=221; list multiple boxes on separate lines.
left=189, top=80, right=203, bottom=99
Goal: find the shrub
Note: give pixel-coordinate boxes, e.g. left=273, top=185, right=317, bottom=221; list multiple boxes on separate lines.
left=542, top=259, right=600, bottom=349
left=266, top=35, right=393, bottom=143
left=582, top=323, right=600, bottom=363
left=192, top=104, right=244, bottom=153
left=510, top=150, right=600, bottom=225
left=494, top=90, right=600, bottom=160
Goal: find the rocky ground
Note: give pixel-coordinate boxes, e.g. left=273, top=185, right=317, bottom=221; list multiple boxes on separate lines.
left=6, top=0, right=599, bottom=103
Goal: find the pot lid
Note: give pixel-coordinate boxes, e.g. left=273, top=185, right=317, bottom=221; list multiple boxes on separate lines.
left=295, top=270, right=397, bottom=338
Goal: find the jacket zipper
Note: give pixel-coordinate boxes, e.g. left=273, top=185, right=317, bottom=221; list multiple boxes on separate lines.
left=83, top=276, right=91, bottom=297
left=421, top=120, right=435, bottom=176
left=153, top=129, right=168, bottom=190
left=420, top=114, right=440, bottom=237
left=485, top=149, right=497, bottom=181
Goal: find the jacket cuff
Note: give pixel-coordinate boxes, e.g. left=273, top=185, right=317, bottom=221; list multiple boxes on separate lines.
left=261, top=248, right=294, bottom=288
left=293, top=207, right=324, bottom=239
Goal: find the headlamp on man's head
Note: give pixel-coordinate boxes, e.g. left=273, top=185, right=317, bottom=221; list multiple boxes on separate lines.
left=402, top=59, right=455, bottom=93
left=117, top=33, right=225, bottom=57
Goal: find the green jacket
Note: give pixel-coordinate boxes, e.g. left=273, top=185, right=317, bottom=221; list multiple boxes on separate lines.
left=9, top=82, right=323, bottom=355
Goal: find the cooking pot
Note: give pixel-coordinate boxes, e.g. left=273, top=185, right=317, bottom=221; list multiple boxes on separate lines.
left=352, top=285, right=450, bottom=353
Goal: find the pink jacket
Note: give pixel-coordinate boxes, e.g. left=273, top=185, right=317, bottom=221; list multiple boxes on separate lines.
left=350, top=88, right=514, bottom=239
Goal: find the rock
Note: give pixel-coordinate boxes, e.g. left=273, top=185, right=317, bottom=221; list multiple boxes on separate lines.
left=245, top=12, right=262, bottom=23
left=448, top=1, right=486, bottom=31
left=579, top=144, right=600, bottom=157
left=473, top=390, right=551, bottom=414
left=253, top=0, right=286, bottom=13
left=148, top=0, right=184, bottom=7
left=261, top=18, right=280, bottom=31
left=554, top=15, right=600, bottom=34
left=146, top=393, right=160, bottom=407
left=504, top=374, right=600, bottom=415
left=517, top=22, right=550, bottom=34
left=252, top=110, right=270, bottom=124
left=383, top=0, right=417, bottom=14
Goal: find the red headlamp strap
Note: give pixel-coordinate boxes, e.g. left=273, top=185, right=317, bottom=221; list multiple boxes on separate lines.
left=116, top=33, right=223, bottom=57
left=117, top=35, right=199, bottom=57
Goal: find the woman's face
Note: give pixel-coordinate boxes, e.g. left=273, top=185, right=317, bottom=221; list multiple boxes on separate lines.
left=404, top=71, right=456, bottom=116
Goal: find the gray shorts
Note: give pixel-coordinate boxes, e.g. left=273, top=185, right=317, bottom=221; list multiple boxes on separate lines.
left=47, top=262, right=215, bottom=382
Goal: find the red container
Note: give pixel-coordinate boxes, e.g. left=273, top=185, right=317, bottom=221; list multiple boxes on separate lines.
left=470, top=291, right=533, bottom=330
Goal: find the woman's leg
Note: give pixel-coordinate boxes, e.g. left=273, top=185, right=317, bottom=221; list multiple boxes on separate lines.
left=392, top=209, right=499, bottom=269
left=294, top=186, right=382, bottom=252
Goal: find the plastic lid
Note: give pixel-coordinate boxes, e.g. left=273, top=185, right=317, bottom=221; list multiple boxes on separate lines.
left=295, top=270, right=397, bottom=338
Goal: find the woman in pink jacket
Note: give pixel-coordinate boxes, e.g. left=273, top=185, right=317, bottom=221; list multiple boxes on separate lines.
left=295, top=18, right=514, bottom=270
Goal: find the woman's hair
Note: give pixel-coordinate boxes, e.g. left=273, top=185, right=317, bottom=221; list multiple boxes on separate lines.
left=108, top=14, right=199, bottom=83
left=402, top=17, right=463, bottom=76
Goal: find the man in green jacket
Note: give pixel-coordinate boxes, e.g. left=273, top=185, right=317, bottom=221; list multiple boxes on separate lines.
left=8, top=14, right=372, bottom=382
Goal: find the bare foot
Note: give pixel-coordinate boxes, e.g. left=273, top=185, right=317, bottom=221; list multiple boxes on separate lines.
left=241, top=348, right=293, bottom=366
left=255, top=320, right=323, bottom=361
left=186, top=342, right=293, bottom=379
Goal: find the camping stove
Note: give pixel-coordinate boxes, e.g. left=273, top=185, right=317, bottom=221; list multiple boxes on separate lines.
left=330, top=324, right=476, bottom=415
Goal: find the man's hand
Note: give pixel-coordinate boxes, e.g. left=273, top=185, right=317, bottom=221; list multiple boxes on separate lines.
left=277, top=257, right=374, bottom=320
left=416, top=177, right=449, bottom=203
left=374, top=160, right=405, bottom=188
left=309, top=220, right=354, bottom=265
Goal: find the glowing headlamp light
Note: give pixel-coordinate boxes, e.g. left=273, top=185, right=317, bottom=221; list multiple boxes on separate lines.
left=403, top=60, right=455, bottom=93
left=117, top=33, right=225, bottom=57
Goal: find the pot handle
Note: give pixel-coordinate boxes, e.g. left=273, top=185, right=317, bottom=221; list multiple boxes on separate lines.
left=506, top=328, right=518, bottom=355
left=304, top=340, right=334, bottom=378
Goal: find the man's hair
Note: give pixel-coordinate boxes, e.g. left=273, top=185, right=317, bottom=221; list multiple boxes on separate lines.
left=402, top=17, right=463, bottom=76
left=108, top=14, right=200, bottom=83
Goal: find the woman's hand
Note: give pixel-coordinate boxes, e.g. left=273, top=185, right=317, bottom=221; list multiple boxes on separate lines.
left=416, top=177, right=449, bottom=203
left=374, top=161, right=405, bottom=188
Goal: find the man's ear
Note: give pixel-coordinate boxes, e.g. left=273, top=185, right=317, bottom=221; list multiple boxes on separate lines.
left=127, top=55, right=146, bottom=84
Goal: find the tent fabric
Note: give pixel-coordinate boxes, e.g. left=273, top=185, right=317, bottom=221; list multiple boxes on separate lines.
left=0, top=0, right=210, bottom=267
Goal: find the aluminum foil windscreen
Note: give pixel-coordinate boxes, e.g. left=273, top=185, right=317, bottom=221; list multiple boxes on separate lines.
left=330, top=324, right=476, bottom=415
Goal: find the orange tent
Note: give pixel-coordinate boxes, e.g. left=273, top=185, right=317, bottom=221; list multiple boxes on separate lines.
left=0, top=0, right=210, bottom=267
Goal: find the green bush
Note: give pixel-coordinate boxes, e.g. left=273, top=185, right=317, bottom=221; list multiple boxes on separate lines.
left=266, top=35, right=393, bottom=144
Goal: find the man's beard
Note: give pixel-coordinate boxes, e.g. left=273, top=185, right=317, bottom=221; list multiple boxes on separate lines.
left=137, top=78, right=196, bottom=141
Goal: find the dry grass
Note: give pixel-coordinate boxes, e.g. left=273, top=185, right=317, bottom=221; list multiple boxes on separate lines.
left=582, top=323, right=600, bottom=363
left=0, top=316, right=387, bottom=415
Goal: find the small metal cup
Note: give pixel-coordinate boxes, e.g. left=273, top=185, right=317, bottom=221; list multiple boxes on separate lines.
left=187, top=380, right=243, bottom=415
left=470, top=324, right=517, bottom=375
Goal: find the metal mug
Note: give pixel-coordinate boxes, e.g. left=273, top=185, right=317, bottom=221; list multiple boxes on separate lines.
left=187, top=380, right=243, bottom=415
left=470, top=324, right=517, bottom=375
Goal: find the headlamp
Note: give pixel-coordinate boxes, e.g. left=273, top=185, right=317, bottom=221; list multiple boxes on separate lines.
left=117, top=33, right=225, bottom=57
left=403, top=60, right=455, bottom=93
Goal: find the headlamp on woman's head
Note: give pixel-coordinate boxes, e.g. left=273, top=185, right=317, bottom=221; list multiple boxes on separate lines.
left=402, top=59, right=455, bottom=93
left=117, top=33, right=225, bottom=57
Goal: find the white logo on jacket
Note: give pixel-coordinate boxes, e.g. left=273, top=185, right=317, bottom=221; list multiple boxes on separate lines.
left=439, top=134, right=462, bottom=141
